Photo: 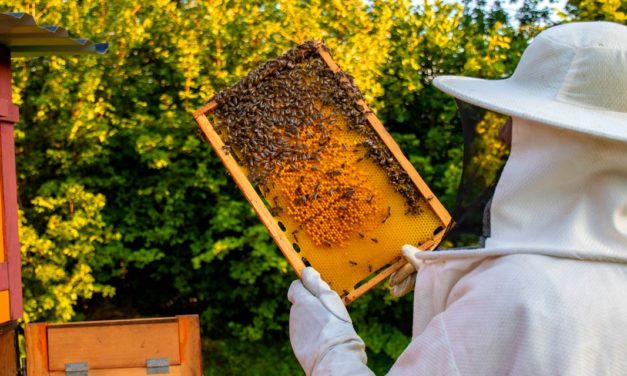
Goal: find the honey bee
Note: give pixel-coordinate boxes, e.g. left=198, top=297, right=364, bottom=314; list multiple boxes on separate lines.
left=382, top=206, right=391, bottom=223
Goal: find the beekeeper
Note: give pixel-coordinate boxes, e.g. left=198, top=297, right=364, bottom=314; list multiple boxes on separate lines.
left=288, top=21, right=627, bottom=375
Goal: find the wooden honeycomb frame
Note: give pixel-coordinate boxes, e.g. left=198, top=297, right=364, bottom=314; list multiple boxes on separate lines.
left=193, top=43, right=452, bottom=304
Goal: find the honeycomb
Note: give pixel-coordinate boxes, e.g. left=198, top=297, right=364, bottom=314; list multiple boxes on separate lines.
left=200, top=41, right=449, bottom=299
left=268, top=116, right=387, bottom=247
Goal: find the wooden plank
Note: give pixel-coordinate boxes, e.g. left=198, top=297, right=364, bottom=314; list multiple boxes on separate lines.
left=0, top=45, right=21, bottom=321
left=0, top=262, right=7, bottom=290
left=192, top=101, right=217, bottom=119
left=47, top=320, right=181, bottom=371
left=25, top=322, right=50, bottom=376
left=0, top=123, right=21, bottom=321
left=345, top=237, right=440, bottom=303
left=48, top=316, right=177, bottom=329
left=0, top=290, right=9, bottom=324
left=50, top=365, right=183, bottom=376
left=0, top=324, right=18, bottom=376
left=196, top=113, right=307, bottom=277
left=0, top=120, right=4, bottom=265
left=177, top=315, right=203, bottom=375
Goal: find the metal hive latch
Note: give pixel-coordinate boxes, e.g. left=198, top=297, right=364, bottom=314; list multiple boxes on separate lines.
left=63, top=358, right=170, bottom=375
left=65, top=362, right=88, bottom=376
left=146, top=357, right=170, bottom=374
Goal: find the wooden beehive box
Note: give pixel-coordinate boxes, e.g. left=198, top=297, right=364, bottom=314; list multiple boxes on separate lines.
left=194, top=41, right=452, bottom=303
left=25, top=315, right=202, bottom=375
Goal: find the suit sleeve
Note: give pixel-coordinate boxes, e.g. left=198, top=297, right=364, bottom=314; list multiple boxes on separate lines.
left=387, top=314, right=460, bottom=376
left=313, top=340, right=376, bottom=376
left=387, top=255, right=541, bottom=376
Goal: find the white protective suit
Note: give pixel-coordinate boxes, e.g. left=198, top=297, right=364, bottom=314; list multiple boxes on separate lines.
left=289, top=117, right=627, bottom=376
left=288, top=21, right=627, bottom=375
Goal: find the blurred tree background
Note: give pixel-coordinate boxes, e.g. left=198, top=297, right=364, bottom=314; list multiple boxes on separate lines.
left=2, top=0, right=623, bottom=374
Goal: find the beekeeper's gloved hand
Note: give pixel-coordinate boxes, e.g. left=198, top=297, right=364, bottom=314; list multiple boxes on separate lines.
left=288, top=267, right=375, bottom=376
left=388, top=245, right=425, bottom=297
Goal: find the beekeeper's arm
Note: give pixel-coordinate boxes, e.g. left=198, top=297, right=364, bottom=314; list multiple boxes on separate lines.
left=288, top=266, right=375, bottom=375
left=288, top=247, right=452, bottom=376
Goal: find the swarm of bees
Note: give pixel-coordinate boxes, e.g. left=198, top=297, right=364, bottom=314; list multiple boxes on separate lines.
left=210, top=41, right=424, bottom=247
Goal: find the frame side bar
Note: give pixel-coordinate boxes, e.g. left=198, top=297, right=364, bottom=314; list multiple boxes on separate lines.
left=195, top=111, right=306, bottom=276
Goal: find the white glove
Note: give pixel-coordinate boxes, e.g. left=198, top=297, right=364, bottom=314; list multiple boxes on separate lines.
left=288, top=267, right=374, bottom=376
left=388, top=245, right=425, bottom=297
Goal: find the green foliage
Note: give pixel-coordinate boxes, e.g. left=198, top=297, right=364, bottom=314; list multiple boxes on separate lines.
left=204, top=338, right=302, bottom=376
left=565, top=0, right=627, bottom=22
left=3, top=0, right=619, bottom=373
left=19, top=183, right=118, bottom=322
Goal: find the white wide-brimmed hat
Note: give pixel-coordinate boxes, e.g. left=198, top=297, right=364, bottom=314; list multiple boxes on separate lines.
left=434, top=21, right=627, bottom=142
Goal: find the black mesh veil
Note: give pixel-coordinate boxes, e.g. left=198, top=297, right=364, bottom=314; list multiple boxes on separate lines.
left=441, top=99, right=511, bottom=246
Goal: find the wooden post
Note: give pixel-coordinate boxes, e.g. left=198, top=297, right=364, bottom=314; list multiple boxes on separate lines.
left=24, top=322, right=49, bottom=375
left=0, top=44, right=22, bottom=324
left=0, top=322, right=19, bottom=375
left=178, top=315, right=203, bottom=376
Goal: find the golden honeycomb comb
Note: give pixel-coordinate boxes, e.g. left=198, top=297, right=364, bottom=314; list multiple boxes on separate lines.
left=193, top=41, right=452, bottom=304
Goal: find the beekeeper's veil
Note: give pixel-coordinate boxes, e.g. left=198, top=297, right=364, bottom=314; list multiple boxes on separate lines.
left=435, top=21, right=627, bottom=258
left=442, top=99, right=510, bottom=244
